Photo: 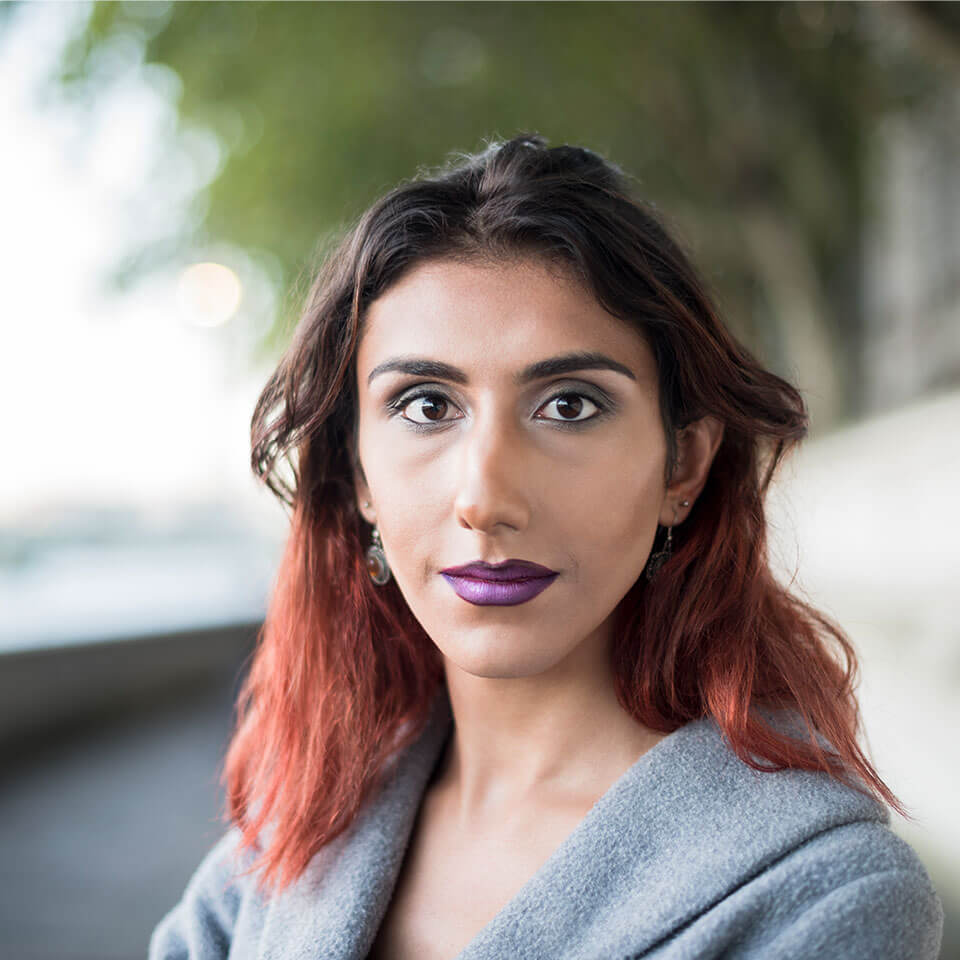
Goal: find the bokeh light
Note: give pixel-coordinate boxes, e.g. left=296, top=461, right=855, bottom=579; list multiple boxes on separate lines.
left=176, top=261, right=243, bottom=328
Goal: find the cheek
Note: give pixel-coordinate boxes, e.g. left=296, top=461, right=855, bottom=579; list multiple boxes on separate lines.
left=555, top=456, right=664, bottom=585
left=372, top=486, right=445, bottom=582
left=563, top=449, right=663, bottom=530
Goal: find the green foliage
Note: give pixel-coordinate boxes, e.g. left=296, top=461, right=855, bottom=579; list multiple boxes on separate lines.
left=54, top=1, right=955, bottom=409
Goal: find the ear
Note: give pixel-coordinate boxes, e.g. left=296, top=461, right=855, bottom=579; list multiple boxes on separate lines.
left=351, top=443, right=375, bottom=526
left=659, top=415, right=725, bottom=526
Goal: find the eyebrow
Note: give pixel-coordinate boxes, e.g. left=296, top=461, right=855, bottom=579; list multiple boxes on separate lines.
left=366, top=351, right=638, bottom=388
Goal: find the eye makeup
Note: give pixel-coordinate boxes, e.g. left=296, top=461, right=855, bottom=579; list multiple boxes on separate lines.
left=382, top=379, right=619, bottom=432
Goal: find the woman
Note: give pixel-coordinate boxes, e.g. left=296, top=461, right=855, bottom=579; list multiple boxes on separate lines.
left=149, top=134, right=943, bottom=959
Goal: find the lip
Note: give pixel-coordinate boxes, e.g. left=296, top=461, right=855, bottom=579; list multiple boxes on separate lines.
left=439, top=559, right=559, bottom=581
left=441, top=572, right=559, bottom=606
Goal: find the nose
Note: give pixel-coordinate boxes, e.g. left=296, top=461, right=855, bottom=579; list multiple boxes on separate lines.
left=453, top=405, right=531, bottom=535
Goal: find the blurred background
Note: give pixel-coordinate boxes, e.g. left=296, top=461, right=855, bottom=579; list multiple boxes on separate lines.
left=1, top=1, right=957, bottom=957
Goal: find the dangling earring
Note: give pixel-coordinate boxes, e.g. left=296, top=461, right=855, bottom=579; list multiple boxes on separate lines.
left=363, top=501, right=391, bottom=586
left=645, top=499, right=690, bottom=582
left=644, top=526, right=673, bottom=582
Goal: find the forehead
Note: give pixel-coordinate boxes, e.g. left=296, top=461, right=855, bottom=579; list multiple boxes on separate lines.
left=357, top=257, right=657, bottom=385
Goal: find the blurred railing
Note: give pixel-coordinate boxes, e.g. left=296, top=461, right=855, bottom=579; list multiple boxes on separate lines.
left=0, top=620, right=258, bottom=756
left=0, top=512, right=281, bottom=750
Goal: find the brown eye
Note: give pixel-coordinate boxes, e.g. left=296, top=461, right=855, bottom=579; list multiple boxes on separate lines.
left=537, top=392, right=601, bottom=423
left=555, top=395, right=583, bottom=419
left=400, top=392, right=456, bottom=424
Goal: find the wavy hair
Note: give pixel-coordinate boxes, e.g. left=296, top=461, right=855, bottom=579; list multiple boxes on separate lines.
left=222, top=132, right=907, bottom=896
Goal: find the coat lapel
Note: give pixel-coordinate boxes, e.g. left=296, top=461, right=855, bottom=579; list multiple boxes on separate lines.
left=454, top=708, right=889, bottom=960
left=257, top=689, right=454, bottom=960
left=257, top=690, right=888, bottom=960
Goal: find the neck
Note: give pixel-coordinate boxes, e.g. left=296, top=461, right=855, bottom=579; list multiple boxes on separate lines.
left=433, top=627, right=667, bottom=825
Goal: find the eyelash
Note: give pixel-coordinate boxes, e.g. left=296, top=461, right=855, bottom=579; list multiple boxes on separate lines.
left=385, top=384, right=613, bottom=432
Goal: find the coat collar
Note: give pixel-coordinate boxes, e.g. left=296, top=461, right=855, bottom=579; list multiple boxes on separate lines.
left=258, top=688, right=888, bottom=960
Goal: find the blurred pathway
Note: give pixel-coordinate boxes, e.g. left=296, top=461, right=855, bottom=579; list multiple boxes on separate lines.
left=0, top=677, right=238, bottom=960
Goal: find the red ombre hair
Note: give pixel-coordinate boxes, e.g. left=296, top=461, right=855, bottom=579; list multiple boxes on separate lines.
left=223, top=133, right=907, bottom=896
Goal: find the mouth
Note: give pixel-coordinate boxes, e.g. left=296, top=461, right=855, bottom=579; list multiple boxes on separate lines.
left=439, top=559, right=559, bottom=582
left=439, top=568, right=559, bottom=607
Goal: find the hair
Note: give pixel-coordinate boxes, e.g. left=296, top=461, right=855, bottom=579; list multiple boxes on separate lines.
left=222, top=132, right=907, bottom=897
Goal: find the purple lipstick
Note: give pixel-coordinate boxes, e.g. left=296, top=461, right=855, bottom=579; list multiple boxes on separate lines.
left=439, top=559, right=559, bottom=607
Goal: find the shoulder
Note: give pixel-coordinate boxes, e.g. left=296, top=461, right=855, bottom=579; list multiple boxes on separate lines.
left=635, top=712, right=944, bottom=958
left=695, top=820, right=945, bottom=959
left=148, top=826, right=267, bottom=960
left=651, top=709, right=892, bottom=839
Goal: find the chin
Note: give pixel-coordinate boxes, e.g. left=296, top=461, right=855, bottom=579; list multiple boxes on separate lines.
left=439, top=635, right=570, bottom=679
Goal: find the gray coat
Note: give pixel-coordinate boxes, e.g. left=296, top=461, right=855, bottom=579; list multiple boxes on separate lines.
left=149, top=689, right=944, bottom=959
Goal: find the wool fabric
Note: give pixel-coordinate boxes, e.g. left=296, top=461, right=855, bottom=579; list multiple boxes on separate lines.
left=149, top=689, right=944, bottom=959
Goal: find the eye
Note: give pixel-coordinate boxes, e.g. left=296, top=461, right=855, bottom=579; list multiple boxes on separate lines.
left=391, top=390, right=462, bottom=427
left=536, top=391, right=604, bottom=424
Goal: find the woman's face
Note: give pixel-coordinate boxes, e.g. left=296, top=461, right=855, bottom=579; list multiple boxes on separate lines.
left=353, top=256, right=673, bottom=679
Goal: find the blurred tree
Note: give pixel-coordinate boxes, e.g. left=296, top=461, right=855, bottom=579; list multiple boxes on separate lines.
left=54, top=0, right=955, bottom=429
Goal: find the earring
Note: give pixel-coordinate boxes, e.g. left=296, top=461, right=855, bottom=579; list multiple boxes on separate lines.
left=645, top=499, right=690, bottom=583
left=366, top=526, right=391, bottom=586
left=363, top=500, right=391, bottom=586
